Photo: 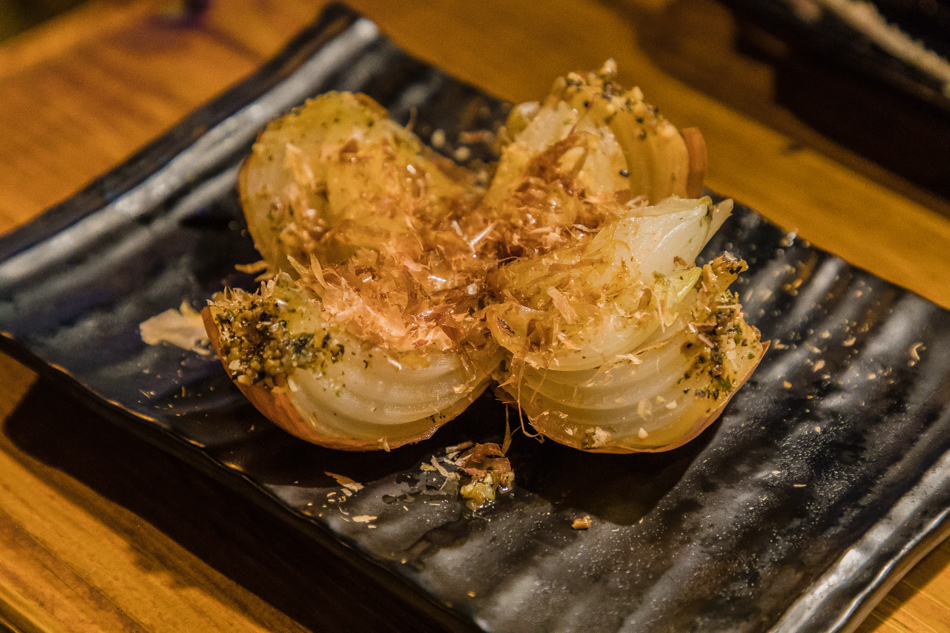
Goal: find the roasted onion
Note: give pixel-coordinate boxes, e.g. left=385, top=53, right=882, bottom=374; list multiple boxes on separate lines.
left=239, top=91, right=481, bottom=274
left=488, top=199, right=765, bottom=452
left=486, top=196, right=732, bottom=371
left=204, top=93, right=499, bottom=450
left=198, top=62, right=764, bottom=454
left=203, top=276, right=495, bottom=450
left=493, top=255, right=765, bottom=453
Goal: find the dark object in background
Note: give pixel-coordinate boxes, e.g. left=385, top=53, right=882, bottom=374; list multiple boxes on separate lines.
left=184, top=0, right=210, bottom=15
left=865, top=0, right=950, bottom=62
left=720, top=0, right=950, bottom=201
left=0, top=0, right=88, bottom=41
left=157, top=0, right=212, bottom=25
left=0, top=0, right=212, bottom=41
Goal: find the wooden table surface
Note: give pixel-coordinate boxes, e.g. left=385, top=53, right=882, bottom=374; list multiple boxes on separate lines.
left=1, top=0, right=948, bottom=631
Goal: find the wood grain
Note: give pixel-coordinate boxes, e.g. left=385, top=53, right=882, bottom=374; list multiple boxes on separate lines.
left=0, top=0, right=948, bottom=631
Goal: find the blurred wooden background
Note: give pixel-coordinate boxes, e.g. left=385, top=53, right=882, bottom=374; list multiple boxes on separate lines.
left=0, top=0, right=87, bottom=41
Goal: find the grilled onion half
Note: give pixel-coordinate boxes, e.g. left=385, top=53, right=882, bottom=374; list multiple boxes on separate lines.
left=204, top=92, right=499, bottom=450
left=488, top=197, right=765, bottom=453
left=479, top=64, right=765, bottom=453
left=491, top=249, right=766, bottom=453
left=203, top=276, right=494, bottom=450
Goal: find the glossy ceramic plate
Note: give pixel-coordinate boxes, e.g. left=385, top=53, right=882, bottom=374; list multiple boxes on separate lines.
left=2, top=6, right=950, bottom=632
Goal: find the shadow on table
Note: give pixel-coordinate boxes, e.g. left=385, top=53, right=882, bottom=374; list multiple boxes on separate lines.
left=5, top=377, right=459, bottom=633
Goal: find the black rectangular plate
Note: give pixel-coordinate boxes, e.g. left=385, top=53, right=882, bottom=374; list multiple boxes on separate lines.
left=2, top=6, right=950, bottom=632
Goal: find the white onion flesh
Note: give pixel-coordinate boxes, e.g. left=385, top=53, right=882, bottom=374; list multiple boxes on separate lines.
left=591, top=196, right=732, bottom=282
left=488, top=65, right=696, bottom=207
left=204, top=277, right=498, bottom=450
left=486, top=197, right=731, bottom=371
left=240, top=91, right=475, bottom=273
left=495, top=256, right=765, bottom=452
left=283, top=361, right=492, bottom=446
left=486, top=101, right=632, bottom=206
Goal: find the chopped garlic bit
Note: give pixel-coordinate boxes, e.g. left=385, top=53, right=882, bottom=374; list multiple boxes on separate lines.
left=586, top=427, right=611, bottom=448
left=458, top=443, right=514, bottom=511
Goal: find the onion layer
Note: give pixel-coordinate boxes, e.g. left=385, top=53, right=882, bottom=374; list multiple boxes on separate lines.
left=203, top=276, right=497, bottom=451
left=487, top=61, right=704, bottom=223
left=486, top=197, right=732, bottom=371
left=494, top=256, right=765, bottom=453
